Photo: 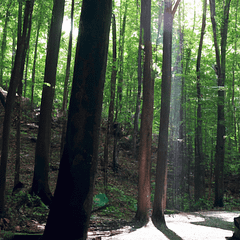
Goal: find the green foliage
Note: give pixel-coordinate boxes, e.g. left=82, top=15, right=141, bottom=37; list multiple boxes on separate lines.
left=193, top=197, right=213, bottom=211
left=93, top=193, right=109, bottom=207
left=3, top=232, right=14, bottom=240
left=107, top=184, right=137, bottom=212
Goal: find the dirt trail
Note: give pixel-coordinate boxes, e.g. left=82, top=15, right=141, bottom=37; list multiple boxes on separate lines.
left=99, top=211, right=239, bottom=240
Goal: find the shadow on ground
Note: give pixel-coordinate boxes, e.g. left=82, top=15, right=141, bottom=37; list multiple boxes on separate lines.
left=155, top=225, right=183, bottom=240
left=191, top=216, right=234, bottom=231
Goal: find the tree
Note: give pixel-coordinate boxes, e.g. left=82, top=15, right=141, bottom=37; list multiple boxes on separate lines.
left=152, top=0, right=181, bottom=227
left=31, top=0, right=65, bottom=206
left=0, top=0, right=12, bottom=86
left=209, top=0, right=231, bottom=207
left=103, top=11, right=117, bottom=186
left=0, top=0, right=34, bottom=215
left=42, top=0, right=112, bottom=239
left=31, top=6, right=43, bottom=109
left=133, top=14, right=142, bottom=159
left=115, top=0, right=128, bottom=118
left=60, top=0, right=75, bottom=158
left=194, top=0, right=207, bottom=202
left=135, top=0, right=153, bottom=223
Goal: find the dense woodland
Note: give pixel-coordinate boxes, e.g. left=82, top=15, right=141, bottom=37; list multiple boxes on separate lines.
left=0, top=0, right=239, bottom=239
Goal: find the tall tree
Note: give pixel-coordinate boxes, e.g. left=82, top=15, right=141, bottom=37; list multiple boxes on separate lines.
left=115, top=0, right=127, bottom=120
left=133, top=16, right=142, bottom=159
left=152, top=0, right=181, bottom=227
left=31, top=7, right=43, bottom=109
left=194, top=0, right=207, bottom=202
left=31, top=0, right=65, bottom=206
left=60, top=0, right=75, bottom=158
left=103, top=11, right=117, bottom=186
left=0, top=1, right=12, bottom=86
left=209, top=0, right=231, bottom=207
left=42, top=0, right=112, bottom=239
left=135, top=0, right=153, bottom=223
left=0, top=0, right=34, bottom=215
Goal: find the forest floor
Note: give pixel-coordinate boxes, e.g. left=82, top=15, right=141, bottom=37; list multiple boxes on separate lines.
left=0, top=107, right=239, bottom=239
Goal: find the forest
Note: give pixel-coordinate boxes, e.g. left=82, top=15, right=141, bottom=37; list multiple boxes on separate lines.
left=0, top=0, right=239, bottom=239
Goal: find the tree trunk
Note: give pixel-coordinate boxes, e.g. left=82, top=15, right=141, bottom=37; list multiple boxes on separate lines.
left=0, top=1, right=11, bottom=86
left=42, top=1, right=112, bottom=239
left=194, top=0, right=206, bottom=202
left=31, top=0, right=65, bottom=206
left=14, top=80, right=23, bottom=190
left=0, top=0, right=34, bottom=216
left=152, top=0, right=181, bottom=227
left=209, top=0, right=231, bottom=207
left=31, top=13, right=42, bottom=109
left=60, top=0, right=74, bottom=159
left=103, top=12, right=117, bottom=187
left=133, top=21, right=142, bottom=159
left=23, top=48, right=29, bottom=97
left=135, top=0, right=153, bottom=224
left=117, top=1, right=127, bottom=113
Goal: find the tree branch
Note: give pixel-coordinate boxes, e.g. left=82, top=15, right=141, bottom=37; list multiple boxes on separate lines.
left=172, top=0, right=181, bottom=18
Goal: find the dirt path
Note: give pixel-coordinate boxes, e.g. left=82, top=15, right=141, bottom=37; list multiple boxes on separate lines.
left=96, top=211, right=239, bottom=240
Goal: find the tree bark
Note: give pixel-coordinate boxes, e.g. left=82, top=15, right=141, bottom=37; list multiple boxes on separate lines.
left=209, top=0, right=231, bottom=207
left=135, top=0, right=153, bottom=224
left=103, top=12, right=117, bottom=186
left=31, top=12, right=42, bottom=109
left=42, top=0, right=112, bottom=239
left=0, top=1, right=12, bottom=86
left=194, top=0, right=206, bottom=202
left=133, top=21, right=142, bottom=159
left=31, top=0, right=65, bottom=206
left=60, top=0, right=74, bottom=159
left=152, top=0, right=181, bottom=227
left=0, top=0, right=34, bottom=216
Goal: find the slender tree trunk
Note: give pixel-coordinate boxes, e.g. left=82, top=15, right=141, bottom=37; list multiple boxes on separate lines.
left=232, top=0, right=239, bottom=150
left=111, top=13, right=118, bottom=173
left=0, top=1, right=11, bottom=86
left=209, top=0, right=231, bottom=207
left=60, top=0, right=74, bottom=159
left=31, top=14, right=42, bottom=109
left=0, top=0, right=34, bottom=216
left=104, top=12, right=117, bottom=184
left=135, top=0, right=153, bottom=224
left=31, top=0, right=65, bottom=206
left=14, top=81, right=23, bottom=189
left=23, top=48, right=29, bottom=97
left=152, top=0, right=181, bottom=227
left=132, top=0, right=142, bottom=159
left=194, top=0, right=206, bottom=202
left=115, top=1, right=127, bottom=119
left=42, top=1, right=112, bottom=239
left=133, top=22, right=142, bottom=159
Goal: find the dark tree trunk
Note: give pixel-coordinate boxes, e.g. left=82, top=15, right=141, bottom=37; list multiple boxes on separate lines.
left=133, top=22, right=142, bottom=159
left=31, top=0, right=65, bottom=206
left=23, top=48, right=29, bottom=97
left=61, top=0, right=74, bottom=114
left=60, top=0, right=74, bottom=159
left=0, top=1, right=11, bottom=86
left=116, top=2, right=127, bottom=115
left=152, top=0, right=181, bottom=227
left=135, top=0, right=153, bottom=224
left=209, top=0, right=231, bottom=207
left=194, top=0, right=206, bottom=202
left=0, top=0, right=34, bottom=216
left=103, top=13, right=117, bottom=186
left=31, top=13, right=42, bottom=109
left=14, top=81, right=23, bottom=190
left=42, top=0, right=112, bottom=239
